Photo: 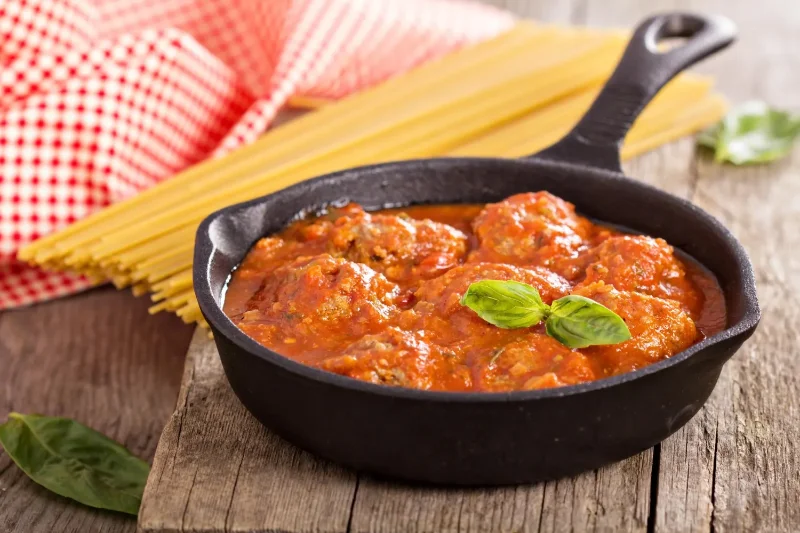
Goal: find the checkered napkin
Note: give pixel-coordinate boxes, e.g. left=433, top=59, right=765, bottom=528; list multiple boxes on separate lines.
left=0, top=0, right=514, bottom=308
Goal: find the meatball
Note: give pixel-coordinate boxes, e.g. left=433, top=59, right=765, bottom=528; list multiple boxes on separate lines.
left=574, top=282, right=697, bottom=376
left=236, top=255, right=400, bottom=351
left=575, top=235, right=702, bottom=317
left=284, top=203, right=369, bottom=243
left=400, top=262, right=570, bottom=345
left=318, top=328, right=472, bottom=391
left=473, top=334, right=595, bottom=391
left=328, top=211, right=468, bottom=284
left=469, top=192, right=594, bottom=277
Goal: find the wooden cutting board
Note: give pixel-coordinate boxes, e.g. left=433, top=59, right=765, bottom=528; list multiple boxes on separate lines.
left=137, top=0, right=800, bottom=531
left=137, top=330, right=655, bottom=533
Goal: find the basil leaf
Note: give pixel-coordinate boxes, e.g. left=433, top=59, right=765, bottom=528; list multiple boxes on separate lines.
left=697, top=101, right=800, bottom=165
left=460, top=281, right=631, bottom=350
left=0, top=413, right=149, bottom=515
left=460, top=280, right=550, bottom=329
left=545, top=295, right=631, bottom=349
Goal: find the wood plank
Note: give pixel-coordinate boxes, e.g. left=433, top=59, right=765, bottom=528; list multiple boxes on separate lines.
left=138, top=330, right=358, bottom=533
left=350, top=480, right=545, bottom=533
left=0, top=287, right=192, bottom=533
left=653, top=402, right=717, bottom=533
left=538, top=451, right=652, bottom=533
left=690, top=154, right=800, bottom=533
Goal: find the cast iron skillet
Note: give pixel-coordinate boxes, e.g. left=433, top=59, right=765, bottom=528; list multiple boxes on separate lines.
left=194, top=13, right=760, bottom=485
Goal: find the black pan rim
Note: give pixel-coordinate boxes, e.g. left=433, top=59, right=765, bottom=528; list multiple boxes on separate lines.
left=194, top=156, right=761, bottom=403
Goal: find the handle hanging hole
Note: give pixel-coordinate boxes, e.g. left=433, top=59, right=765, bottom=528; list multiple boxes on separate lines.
left=644, top=14, right=707, bottom=54
left=653, top=36, right=690, bottom=54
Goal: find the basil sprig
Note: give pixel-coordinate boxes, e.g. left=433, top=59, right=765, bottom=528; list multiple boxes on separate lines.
left=0, top=413, right=150, bottom=515
left=697, top=101, right=800, bottom=165
left=460, top=280, right=631, bottom=349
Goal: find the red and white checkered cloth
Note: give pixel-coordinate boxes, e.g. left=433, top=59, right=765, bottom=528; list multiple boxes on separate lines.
left=0, top=0, right=514, bottom=308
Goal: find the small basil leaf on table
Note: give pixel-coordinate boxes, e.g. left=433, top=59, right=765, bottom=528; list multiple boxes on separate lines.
left=460, top=280, right=549, bottom=329
left=697, top=101, right=800, bottom=164
left=0, top=412, right=150, bottom=515
left=545, top=295, right=631, bottom=349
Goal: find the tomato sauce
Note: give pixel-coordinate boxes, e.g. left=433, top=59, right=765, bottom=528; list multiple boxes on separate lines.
left=223, top=192, right=726, bottom=392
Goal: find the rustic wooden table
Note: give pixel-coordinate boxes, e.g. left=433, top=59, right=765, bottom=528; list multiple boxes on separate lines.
left=1, top=0, right=798, bottom=532
left=0, top=289, right=194, bottom=532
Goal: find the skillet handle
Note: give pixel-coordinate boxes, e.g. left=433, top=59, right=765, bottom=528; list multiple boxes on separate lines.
left=534, top=12, right=736, bottom=172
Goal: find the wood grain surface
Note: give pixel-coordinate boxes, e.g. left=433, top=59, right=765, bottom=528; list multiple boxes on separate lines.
left=1, top=0, right=797, bottom=532
left=0, top=288, right=194, bottom=533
